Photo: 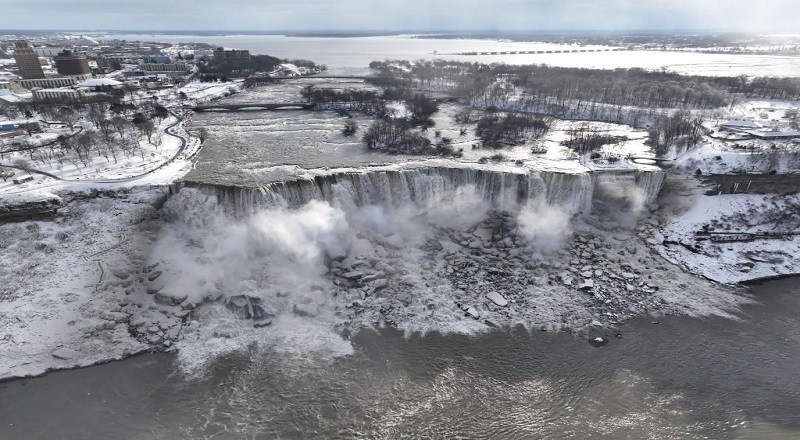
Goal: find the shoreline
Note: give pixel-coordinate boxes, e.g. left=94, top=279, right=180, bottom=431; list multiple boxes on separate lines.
left=739, top=272, right=800, bottom=285
left=0, top=268, right=796, bottom=384
left=0, top=347, right=154, bottom=385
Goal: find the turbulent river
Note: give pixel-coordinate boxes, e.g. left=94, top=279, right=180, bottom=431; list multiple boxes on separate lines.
left=1, top=278, right=799, bottom=439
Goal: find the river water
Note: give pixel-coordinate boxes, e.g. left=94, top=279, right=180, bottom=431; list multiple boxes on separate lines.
left=0, top=277, right=798, bottom=439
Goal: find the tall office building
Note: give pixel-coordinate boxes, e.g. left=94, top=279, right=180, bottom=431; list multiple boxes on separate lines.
left=53, top=50, right=91, bottom=76
left=213, top=47, right=251, bottom=64
left=13, top=40, right=45, bottom=79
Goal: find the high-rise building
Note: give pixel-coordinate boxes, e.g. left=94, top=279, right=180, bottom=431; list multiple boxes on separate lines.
left=96, top=57, right=122, bottom=71
left=13, top=40, right=45, bottom=79
left=213, top=47, right=251, bottom=64
left=53, top=50, right=91, bottom=76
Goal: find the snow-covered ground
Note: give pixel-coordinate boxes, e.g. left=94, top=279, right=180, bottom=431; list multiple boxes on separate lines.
left=675, top=141, right=800, bottom=174
left=175, top=80, right=244, bottom=104
left=658, top=187, right=800, bottom=284
left=1, top=115, right=203, bottom=197
left=0, top=188, right=169, bottom=379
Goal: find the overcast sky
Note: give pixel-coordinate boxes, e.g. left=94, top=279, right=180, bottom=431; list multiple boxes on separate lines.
left=4, top=0, right=800, bottom=32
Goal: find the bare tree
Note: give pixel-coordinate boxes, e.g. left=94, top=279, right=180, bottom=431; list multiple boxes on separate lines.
left=88, top=105, right=107, bottom=130
left=136, top=120, right=156, bottom=144
left=342, top=119, right=358, bottom=137
left=56, top=108, right=79, bottom=132
left=198, top=127, right=209, bottom=143
left=110, top=116, right=130, bottom=140
left=13, top=158, right=34, bottom=175
left=21, top=122, right=40, bottom=137
left=71, top=130, right=96, bottom=166
left=152, top=105, right=169, bottom=123
left=150, top=127, right=163, bottom=148
left=0, top=165, right=12, bottom=182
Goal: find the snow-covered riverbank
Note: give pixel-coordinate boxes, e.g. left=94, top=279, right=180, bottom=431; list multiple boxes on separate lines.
left=658, top=188, right=800, bottom=284
left=0, top=188, right=168, bottom=380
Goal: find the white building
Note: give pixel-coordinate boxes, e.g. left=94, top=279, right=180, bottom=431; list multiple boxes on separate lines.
left=76, top=78, right=123, bottom=89
left=17, top=76, right=88, bottom=90
left=0, top=89, right=31, bottom=106
left=720, top=120, right=761, bottom=131
left=745, top=130, right=800, bottom=140
left=32, top=88, right=85, bottom=101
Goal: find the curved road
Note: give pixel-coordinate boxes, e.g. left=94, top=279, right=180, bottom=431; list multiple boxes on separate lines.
left=74, top=111, right=189, bottom=184
left=1, top=112, right=190, bottom=187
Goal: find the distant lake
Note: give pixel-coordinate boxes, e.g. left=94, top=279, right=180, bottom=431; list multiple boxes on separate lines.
left=95, top=33, right=800, bottom=77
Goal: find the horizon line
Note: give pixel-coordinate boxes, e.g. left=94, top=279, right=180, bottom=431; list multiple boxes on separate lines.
left=1, top=29, right=792, bottom=35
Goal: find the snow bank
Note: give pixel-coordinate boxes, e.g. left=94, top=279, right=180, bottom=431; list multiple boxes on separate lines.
left=659, top=191, right=800, bottom=284
left=0, top=187, right=170, bottom=380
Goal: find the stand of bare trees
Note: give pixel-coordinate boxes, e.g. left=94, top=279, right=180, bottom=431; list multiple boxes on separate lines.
left=301, top=86, right=389, bottom=116
left=371, top=60, right=800, bottom=108
left=475, top=113, right=551, bottom=148
left=362, top=119, right=461, bottom=156
left=4, top=95, right=171, bottom=172
left=645, top=110, right=706, bottom=157
left=562, top=124, right=628, bottom=158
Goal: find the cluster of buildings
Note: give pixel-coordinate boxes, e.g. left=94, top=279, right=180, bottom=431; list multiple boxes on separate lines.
left=0, top=35, right=261, bottom=107
left=719, top=120, right=800, bottom=141
left=0, top=36, right=220, bottom=105
left=0, top=40, right=94, bottom=103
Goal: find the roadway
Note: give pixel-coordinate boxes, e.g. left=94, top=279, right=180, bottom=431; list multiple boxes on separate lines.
left=0, top=111, right=189, bottom=189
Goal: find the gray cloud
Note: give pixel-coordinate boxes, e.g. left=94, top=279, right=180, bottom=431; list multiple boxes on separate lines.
left=3, top=0, right=799, bottom=31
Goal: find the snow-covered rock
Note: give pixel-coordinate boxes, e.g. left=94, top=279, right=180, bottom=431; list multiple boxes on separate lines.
left=486, top=291, right=508, bottom=307
left=293, top=303, right=320, bottom=318
left=51, top=347, right=80, bottom=360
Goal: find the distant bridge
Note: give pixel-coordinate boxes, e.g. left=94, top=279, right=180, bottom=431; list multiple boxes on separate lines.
left=451, top=48, right=628, bottom=56
left=186, top=103, right=315, bottom=112
left=269, top=75, right=374, bottom=80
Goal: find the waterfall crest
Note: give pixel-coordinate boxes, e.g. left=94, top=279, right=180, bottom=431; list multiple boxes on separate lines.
left=171, top=167, right=665, bottom=215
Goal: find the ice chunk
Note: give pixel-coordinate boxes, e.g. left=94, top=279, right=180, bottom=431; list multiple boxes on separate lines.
left=486, top=291, right=508, bottom=307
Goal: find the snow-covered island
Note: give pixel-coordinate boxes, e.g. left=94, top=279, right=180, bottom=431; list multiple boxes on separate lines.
left=1, top=50, right=800, bottom=381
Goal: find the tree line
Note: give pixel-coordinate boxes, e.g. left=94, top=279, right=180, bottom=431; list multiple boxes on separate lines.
left=299, top=85, right=461, bottom=156
left=369, top=60, right=800, bottom=110
left=199, top=55, right=323, bottom=81
left=475, top=113, right=551, bottom=148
